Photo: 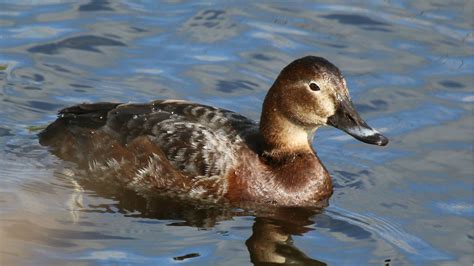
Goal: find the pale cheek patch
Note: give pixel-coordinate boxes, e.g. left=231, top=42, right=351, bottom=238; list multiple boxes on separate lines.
left=315, top=91, right=337, bottom=118
left=346, top=127, right=380, bottom=137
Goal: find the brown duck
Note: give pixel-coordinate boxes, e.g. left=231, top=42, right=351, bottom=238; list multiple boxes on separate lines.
left=39, top=56, right=388, bottom=206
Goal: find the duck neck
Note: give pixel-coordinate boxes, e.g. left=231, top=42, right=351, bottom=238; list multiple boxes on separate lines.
left=259, top=98, right=317, bottom=158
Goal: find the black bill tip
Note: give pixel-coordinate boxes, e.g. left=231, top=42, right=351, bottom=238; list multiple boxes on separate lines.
left=345, top=127, right=389, bottom=146
left=363, top=132, right=389, bottom=146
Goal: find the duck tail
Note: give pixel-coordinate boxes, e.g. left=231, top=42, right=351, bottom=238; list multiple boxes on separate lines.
left=38, top=102, right=121, bottom=160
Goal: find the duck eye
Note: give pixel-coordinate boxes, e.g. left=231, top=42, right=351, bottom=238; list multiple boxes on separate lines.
left=309, top=82, right=320, bottom=91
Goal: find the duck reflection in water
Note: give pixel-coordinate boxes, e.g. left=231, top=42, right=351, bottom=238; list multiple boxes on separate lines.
left=246, top=210, right=327, bottom=265
left=73, top=180, right=328, bottom=265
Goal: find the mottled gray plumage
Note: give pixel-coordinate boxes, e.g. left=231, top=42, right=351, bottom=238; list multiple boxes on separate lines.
left=106, top=100, right=258, bottom=176
left=40, top=99, right=260, bottom=201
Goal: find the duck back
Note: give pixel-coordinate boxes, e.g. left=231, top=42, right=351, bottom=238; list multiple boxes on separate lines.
left=39, top=100, right=261, bottom=199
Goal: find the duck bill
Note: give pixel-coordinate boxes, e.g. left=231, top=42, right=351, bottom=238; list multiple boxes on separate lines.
left=327, top=99, right=388, bottom=146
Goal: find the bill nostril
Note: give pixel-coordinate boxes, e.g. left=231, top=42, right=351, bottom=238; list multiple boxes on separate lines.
left=347, top=113, right=357, bottom=124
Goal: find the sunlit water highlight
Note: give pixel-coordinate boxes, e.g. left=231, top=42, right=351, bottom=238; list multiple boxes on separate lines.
left=0, top=1, right=472, bottom=265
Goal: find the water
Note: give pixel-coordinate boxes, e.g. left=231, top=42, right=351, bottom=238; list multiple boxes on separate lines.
left=0, top=0, right=472, bottom=265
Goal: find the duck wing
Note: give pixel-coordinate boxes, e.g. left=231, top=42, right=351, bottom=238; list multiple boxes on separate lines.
left=39, top=100, right=259, bottom=179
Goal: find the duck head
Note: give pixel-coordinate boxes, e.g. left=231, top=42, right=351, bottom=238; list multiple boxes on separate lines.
left=260, top=56, right=388, bottom=153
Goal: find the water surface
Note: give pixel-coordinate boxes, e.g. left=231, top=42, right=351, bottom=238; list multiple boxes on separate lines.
left=0, top=0, right=473, bottom=265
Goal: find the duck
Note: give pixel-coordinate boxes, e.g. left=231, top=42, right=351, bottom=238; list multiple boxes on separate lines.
left=39, top=56, right=388, bottom=206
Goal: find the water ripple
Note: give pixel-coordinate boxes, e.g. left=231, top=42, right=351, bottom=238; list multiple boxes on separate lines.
left=326, top=206, right=451, bottom=260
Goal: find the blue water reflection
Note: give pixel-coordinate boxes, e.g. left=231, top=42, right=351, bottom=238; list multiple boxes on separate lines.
left=0, top=0, right=472, bottom=265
